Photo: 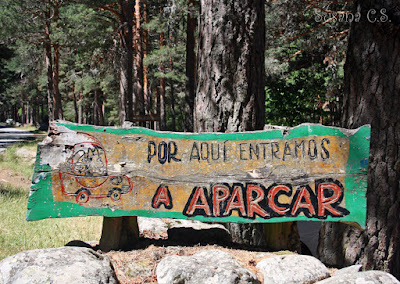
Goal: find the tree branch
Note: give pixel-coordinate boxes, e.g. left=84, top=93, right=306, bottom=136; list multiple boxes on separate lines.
left=288, top=29, right=349, bottom=61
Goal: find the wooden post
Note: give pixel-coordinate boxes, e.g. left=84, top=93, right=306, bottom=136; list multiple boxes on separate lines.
left=264, top=222, right=300, bottom=252
left=99, top=216, right=139, bottom=252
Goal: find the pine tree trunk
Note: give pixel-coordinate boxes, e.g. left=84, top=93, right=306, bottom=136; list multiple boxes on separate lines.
left=184, top=0, right=196, bottom=132
left=195, top=0, right=266, bottom=132
left=318, top=1, right=400, bottom=278
left=195, top=0, right=272, bottom=248
left=78, top=92, right=83, bottom=124
left=119, top=0, right=134, bottom=124
left=134, top=0, right=145, bottom=124
left=44, top=3, right=54, bottom=123
left=143, top=1, right=150, bottom=116
left=159, top=32, right=166, bottom=130
left=52, top=44, right=63, bottom=120
left=73, top=91, right=79, bottom=123
left=21, top=101, right=25, bottom=126
left=94, top=89, right=105, bottom=126
left=170, top=82, right=176, bottom=131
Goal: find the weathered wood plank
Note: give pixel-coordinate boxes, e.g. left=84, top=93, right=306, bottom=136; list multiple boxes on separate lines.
left=27, top=121, right=370, bottom=227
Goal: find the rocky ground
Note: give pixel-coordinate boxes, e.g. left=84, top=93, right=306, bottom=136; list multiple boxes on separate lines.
left=105, top=226, right=301, bottom=284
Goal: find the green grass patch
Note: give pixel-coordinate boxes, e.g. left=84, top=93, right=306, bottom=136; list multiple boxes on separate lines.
left=0, top=140, right=103, bottom=260
left=0, top=183, right=102, bottom=260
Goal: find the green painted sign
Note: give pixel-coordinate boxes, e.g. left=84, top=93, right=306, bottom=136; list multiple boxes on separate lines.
left=27, top=122, right=370, bottom=227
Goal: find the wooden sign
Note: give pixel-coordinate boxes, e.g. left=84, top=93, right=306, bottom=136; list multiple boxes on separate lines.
left=27, top=122, right=370, bottom=227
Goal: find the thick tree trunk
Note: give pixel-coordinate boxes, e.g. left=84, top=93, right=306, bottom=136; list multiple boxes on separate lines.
left=194, top=0, right=298, bottom=249
left=184, top=0, right=196, bottom=132
left=195, top=0, right=266, bottom=133
left=318, top=1, right=400, bottom=278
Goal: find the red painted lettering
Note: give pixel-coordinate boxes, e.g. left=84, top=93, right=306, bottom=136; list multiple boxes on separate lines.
left=247, top=184, right=268, bottom=218
left=291, top=187, right=315, bottom=216
left=318, top=182, right=342, bottom=217
left=186, top=187, right=211, bottom=216
left=268, top=185, right=290, bottom=215
left=152, top=185, right=173, bottom=209
left=212, top=185, right=230, bottom=216
left=224, top=185, right=246, bottom=216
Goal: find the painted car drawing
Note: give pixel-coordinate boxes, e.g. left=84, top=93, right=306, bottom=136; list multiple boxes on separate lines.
left=59, top=134, right=132, bottom=204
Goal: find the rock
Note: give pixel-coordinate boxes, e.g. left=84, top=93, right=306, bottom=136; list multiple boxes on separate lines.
left=256, top=254, right=330, bottom=284
left=167, top=220, right=231, bottom=244
left=332, top=264, right=362, bottom=276
left=316, top=270, right=400, bottom=284
left=0, top=247, right=117, bottom=284
left=226, top=223, right=266, bottom=247
left=137, top=217, right=168, bottom=235
left=156, top=249, right=258, bottom=284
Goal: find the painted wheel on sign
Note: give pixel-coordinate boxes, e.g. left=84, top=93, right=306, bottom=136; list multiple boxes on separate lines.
left=76, top=190, right=90, bottom=204
left=110, top=189, right=122, bottom=201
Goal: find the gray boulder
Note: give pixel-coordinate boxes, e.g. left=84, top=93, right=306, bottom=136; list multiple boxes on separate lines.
left=316, top=270, right=400, bottom=284
left=332, top=264, right=362, bottom=277
left=156, top=249, right=258, bottom=284
left=138, top=217, right=169, bottom=235
left=0, top=247, right=117, bottom=284
left=256, top=254, right=329, bottom=284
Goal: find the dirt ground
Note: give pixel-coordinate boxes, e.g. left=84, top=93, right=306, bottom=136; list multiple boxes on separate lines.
left=0, top=168, right=31, bottom=189
left=105, top=237, right=277, bottom=284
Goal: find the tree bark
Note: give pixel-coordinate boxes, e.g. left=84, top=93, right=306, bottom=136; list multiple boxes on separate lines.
left=73, top=91, right=79, bottom=123
left=195, top=0, right=266, bottom=133
left=134, top=0, right=145, bottom=126
left=194, top=0, right=298, bottom=249
left=44, top=2, right=54, bottom=122
left=159, top=32, right=166, bottom=130
left=184, top=0, right=197, bottom=132
left=143, top=1, right=150, bottom=116
left=318, top=1, right=400, bottom=278
left=78, top=92, right=83, bottom=124
left=94, top=89, right=105, bottom=126
left=52, top=44, right=63, bottom=120
left=170, top=81, right=176, bottom=131
left=119, top=0, right=134, bottom=125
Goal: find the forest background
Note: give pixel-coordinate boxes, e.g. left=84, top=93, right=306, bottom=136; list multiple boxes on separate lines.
left=0, top=0, right=350, bottom=129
